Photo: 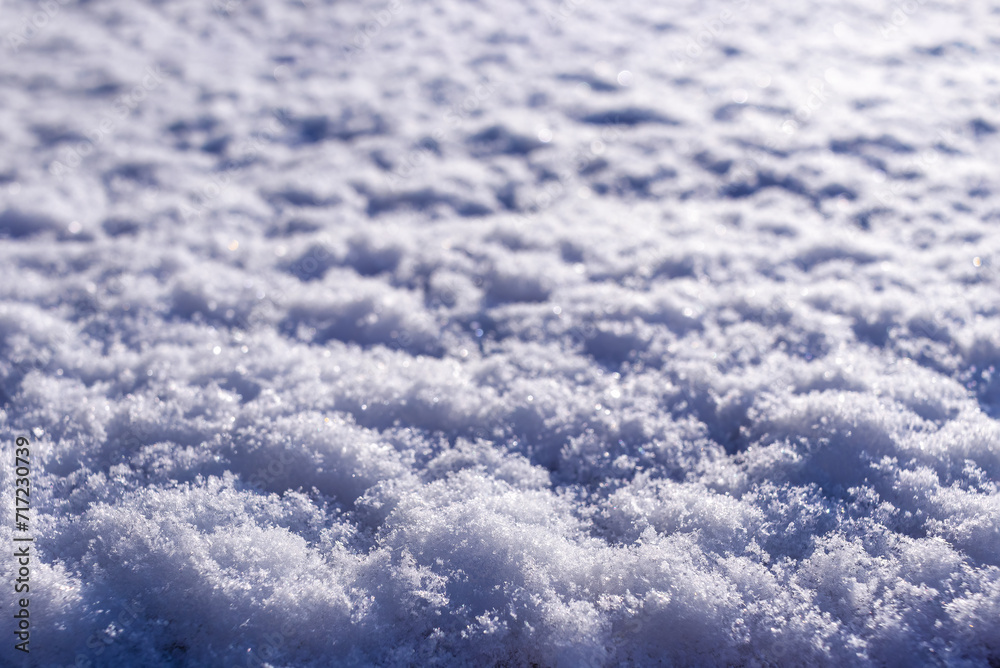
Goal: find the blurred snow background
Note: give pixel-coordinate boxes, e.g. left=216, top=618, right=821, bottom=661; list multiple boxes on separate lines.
left=1, top=0, right=1000, bottom=665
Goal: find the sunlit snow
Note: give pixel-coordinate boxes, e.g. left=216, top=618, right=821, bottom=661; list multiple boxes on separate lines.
left=1, top=0, right=999, bottom=665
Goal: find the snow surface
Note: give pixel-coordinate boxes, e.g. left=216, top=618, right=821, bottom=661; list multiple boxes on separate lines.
left=1, top=0, right=1000, bottom=665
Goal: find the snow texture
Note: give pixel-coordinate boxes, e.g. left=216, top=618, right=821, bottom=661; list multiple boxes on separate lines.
left=1, top=0, right=1000, bottom=666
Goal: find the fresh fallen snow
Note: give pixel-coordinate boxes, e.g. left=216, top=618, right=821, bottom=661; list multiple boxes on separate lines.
left=1, top=0, right=1000, bottom=665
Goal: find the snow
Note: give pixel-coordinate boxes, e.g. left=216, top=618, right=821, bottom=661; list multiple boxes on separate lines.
left=1, top=0, right=999, bottom=665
